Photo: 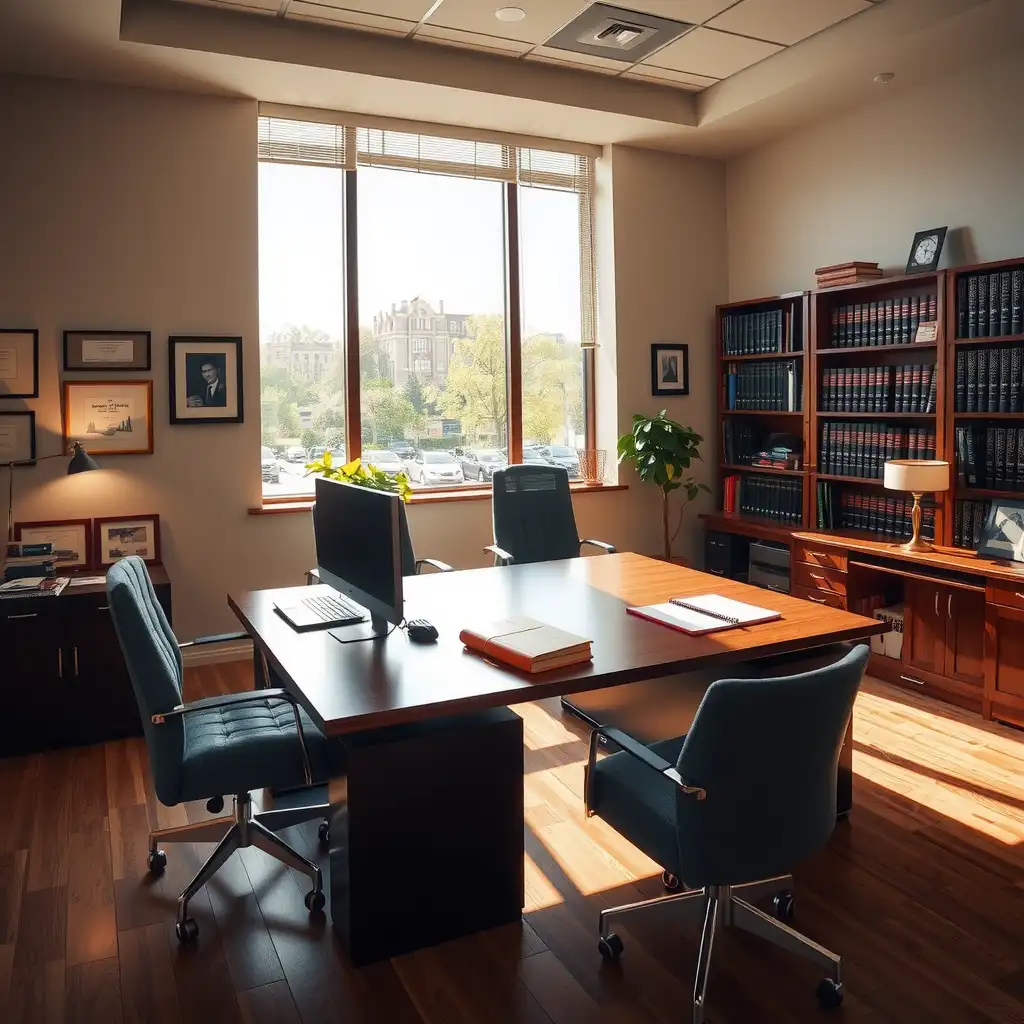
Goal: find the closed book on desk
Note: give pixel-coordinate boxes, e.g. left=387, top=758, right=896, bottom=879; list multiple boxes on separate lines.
left=460, top=617, right=593, bottom=674
left=627, top=594, right=781, bottom=636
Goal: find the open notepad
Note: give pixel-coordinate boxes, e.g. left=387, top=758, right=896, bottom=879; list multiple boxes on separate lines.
left=627, top=593, right=781, bottom=636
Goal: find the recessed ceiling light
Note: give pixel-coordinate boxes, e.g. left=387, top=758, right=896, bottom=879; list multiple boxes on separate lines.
left=873, top=72, right=895, bottom=85
left=495, top=6, right=526, bottom=22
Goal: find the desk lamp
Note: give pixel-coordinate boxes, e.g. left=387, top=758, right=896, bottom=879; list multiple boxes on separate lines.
left=882, top=459, right=949, bottom=553
left=5, top=442, right=100, bottom=542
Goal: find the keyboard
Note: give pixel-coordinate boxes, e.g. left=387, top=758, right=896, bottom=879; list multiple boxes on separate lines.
left=302, top=593, right=363, bottom=623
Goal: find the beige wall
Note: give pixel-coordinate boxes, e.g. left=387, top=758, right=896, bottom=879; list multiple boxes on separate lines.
left=726, top=51, right=1024, bottom=299
left=0, top=76, right=727, bottom=639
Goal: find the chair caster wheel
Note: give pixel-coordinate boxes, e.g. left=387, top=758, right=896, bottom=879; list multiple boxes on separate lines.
left=816, top=978, right=843, bottom=1008
left=206, top=796, right=224, bottom=814
left=773, top=892, right=795, bottom=922
left=147, top=849, right=167, bottom=874
left=598, top=933, right=623, bottom=962
left=305, top=889, right=326, bottom=914
left=318, top=820, right=330, bottom=846
left=175, top=918, right=199, bottom=944
left=662, top=871, right=682, bottom=892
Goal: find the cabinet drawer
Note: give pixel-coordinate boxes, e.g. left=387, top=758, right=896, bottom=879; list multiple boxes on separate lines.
left=793, top=543, right=848, bottom=572
left=987, top=581, right=1024, bottom=611
left=794, top=562, right=848, bottom=597
left=793, top=584, right=846, bottom=610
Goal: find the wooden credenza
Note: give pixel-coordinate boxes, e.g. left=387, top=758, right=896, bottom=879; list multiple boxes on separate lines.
left=0, top=567, right=172, bottom=757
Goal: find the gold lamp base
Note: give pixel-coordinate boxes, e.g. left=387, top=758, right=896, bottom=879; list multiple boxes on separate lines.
left=897, top=491, right=933, bottom=553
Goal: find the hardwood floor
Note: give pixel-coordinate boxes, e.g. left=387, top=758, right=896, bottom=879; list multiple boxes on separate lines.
left=2, top=663, right=1024, bottom=1023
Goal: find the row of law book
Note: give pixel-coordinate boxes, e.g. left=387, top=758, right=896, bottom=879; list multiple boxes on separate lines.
left=815, top=261, right=882, bottom=289
left=816, top=483, right=936, bottom=540
left=819, top=422, right=936, bottom=479
left=826, top=293, right=937, bottom=348
left=955, top=267, right=1023, bottom=338
left=721, top=308, right=799, bottom=356
left=954, top=499, right=992, bottom=550
left=724, top=359, right=802, bottom=411
left=954, top=345, right=1024, bottom=412
left=819, top=364, right=937, bottom=414
left=722, top=474, right=802, bottom=524
left=954, top=425, right=1024, bottom=491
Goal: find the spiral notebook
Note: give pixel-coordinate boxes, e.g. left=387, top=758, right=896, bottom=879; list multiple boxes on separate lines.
left=627, top=593, right=781, bottom=636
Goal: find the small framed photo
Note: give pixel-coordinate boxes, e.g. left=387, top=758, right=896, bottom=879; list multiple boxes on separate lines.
left=651, top=343, right=689, bottom=396
left=15, top=519, right=92, bottom=571
left=169, top=336, right=243, bottom=424
left=905, top=226, right=947, bottom=274
left=0, top=329, right=39, bottom=399
left=94, top=515, right=161, bottom=567
left=63, top=330, right=151, bottom=371
left=976, top=500, right=1024, bottom=563
left=63, top=380, right=154, bottom=455
left=0, top=411, right=36, bottom=464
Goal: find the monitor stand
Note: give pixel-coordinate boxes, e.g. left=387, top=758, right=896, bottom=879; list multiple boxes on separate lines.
left=329, top=613, right=392, bottom=644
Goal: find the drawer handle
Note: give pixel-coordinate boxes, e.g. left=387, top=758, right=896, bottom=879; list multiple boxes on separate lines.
left=7, top=612, right=38, bottom=620
left=807, top=594, right=827, bottom=604
left=948, top=594, right=952, bottom=618
left=900, top=674, right=926, bottom=686
left=1016, top=593, right=1024, bottom=601
left=809, top=572, right=826, bottom=581
left=97, top=604, right=110, bottom=611
left=934, top=592, right=939, bottom=617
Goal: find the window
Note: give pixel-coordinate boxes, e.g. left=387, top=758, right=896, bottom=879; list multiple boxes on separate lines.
left=258, top=115, right=597, bottom=497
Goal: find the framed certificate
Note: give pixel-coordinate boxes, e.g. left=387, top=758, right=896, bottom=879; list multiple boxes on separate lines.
left=64, top=330, right=151, bottom=371
left=0, top=329, right=39, bottom=399
left=63, top=380, right=154, bottom=455
left=0, top=411, right=36, bottom=464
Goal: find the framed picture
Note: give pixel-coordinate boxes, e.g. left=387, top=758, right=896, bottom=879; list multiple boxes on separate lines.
left=94, top=515, right=161, bottom=567
left=63, top=330, right=151, bottom=371
left=651, top=343, right=690, bottom=396
left=0, top=329, right=39, bottom=399
left=0, top=411, right=36, bottom=464
left=15, top=519, right=92, bottom=571
left=976, top=500, right=1024, bottom=563
left=63, top=380, right=153, bottom=455
left=169, top=336, right=243, bottom=424
left=905, top=226, right=947, bottom=274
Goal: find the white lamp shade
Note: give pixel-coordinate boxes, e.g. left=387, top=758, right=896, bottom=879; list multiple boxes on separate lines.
left=883, top=459, right=950, bottom=493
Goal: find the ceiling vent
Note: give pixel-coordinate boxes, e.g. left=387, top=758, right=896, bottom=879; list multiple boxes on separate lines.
left=544, top=3, right=694, bottom=64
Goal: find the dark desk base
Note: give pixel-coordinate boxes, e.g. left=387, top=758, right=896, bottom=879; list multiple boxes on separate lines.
left=328, top=707, right=524, bottom=966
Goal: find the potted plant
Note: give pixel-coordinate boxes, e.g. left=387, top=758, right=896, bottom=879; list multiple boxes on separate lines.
left=305, top=450, right=413, bottom=500
left=617, top=410, right=710, bottom=562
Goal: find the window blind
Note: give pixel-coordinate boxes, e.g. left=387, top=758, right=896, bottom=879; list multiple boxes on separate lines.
left=257, top=117, right=356, bottom=169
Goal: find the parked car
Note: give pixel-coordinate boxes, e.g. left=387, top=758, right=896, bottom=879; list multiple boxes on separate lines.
left=260, top=446, right=280, bottom=485
left=308, top=446, right=328, bottom=462
left=542, top=445, right=581, bottom=479
left=388, top=439, right=415, bottom=458
left=362, top=449, right=406, bottom=479
left=520, top=450, right=551, bottom=466
left=408, top=450, right=465, bottom=486
left=460, top=448, right=506, bottom=481
left=285, top=445, right=307, bottom=463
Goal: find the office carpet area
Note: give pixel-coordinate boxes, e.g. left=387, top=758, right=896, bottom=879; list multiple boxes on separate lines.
left=0, top=665, right=1023, bottom=1023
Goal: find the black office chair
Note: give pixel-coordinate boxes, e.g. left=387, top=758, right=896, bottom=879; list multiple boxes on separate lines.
left=485, top=464, right=615, bottom=565
left=585, top=644, right=869, bottom=1022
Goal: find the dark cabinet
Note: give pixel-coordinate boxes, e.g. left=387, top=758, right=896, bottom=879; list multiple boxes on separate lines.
left=903, top=581, right=985, bottom=689
left=0, top=569, right=171, bottom=757
left=946, top=590, right=985, bottom=685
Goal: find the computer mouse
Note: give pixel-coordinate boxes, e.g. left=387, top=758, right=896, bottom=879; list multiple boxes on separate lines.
left=407, top=619, right=439, bottom=644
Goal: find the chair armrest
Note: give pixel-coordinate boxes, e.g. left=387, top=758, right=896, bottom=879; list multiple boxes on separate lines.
left=178, top=631, right=250, bottom=649
left=484, top=544, right=515, bottom=565
left=585, top=726, right=706, bottom=815
left=415, top=558, right=454, bottom=574
left=580, top=539, right=617, bottom=554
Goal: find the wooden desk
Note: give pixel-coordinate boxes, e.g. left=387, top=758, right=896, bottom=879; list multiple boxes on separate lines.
left=229, top=552, right=883, bottom=965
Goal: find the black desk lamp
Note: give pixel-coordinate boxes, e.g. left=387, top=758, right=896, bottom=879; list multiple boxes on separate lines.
left=5, top=441, right=100, bottom=542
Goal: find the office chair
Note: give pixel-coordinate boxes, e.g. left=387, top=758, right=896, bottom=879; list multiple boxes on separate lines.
left=486, top=464, right=616, bottom=565
left=585, top=643, right=869, bottom=1023
left=106, top=556, right=338, bottom=944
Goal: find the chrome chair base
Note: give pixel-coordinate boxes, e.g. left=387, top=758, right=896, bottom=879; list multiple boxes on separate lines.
left=148, top=792, right=329, bottom=941
left=597, top=875, right=843, bottom=1024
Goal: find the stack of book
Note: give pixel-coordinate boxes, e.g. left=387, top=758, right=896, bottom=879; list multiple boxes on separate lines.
left=817, top=483, right=935, bottom=540
left=820, top=364, right=936, bottom=413
left=750, top=446, right=801, bottom=471
left=954, top=498, right=991, bottom=549
left=722, top=474, right=802, bottom=524
left=820, top=422, right=936, bottom=479
left=827, top=293, right=937, bottom=347
left=955, top=266, right=1023, bottom=338
left=722, top=308, right=799, bottom=355
left=815, top=261, right=882, bottom=289
left=954, top=424, right=1024, bottom=490
left=724, top=359, right=802, bottom=411
left=1, top=541, right=73, bottom=597
left=954, top=346, right=1023, bottom=412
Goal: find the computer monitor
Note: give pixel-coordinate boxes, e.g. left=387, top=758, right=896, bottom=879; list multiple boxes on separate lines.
left=314, top=476, right=403, bottom=635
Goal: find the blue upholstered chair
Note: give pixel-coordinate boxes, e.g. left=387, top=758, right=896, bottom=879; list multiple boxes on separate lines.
left=585, top=643, right=869, bottom=1023
left=106, top=556, right=337, bottom=944
left=486, top=464, right=615, bottom=565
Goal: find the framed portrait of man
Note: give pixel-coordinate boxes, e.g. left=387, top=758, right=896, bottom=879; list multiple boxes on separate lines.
left=169, top=336, right=243, bottom=424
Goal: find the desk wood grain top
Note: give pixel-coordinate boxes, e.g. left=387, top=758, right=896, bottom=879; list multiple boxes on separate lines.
left=228, top=553, right=885, bottom=736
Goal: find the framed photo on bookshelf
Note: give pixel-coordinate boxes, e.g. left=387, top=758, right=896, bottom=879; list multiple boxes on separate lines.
left=94, top=514, right=161, bottom=567
left=15, top=519, right=92, bottom=571
left=651, top=343, right=689, bottom=396
left=976, top=500, right=1024, bottom=563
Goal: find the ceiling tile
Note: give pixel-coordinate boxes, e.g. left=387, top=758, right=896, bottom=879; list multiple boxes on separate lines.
left=286, top=2, right=417, bottom=34
left=644, top=25, right=781, bottom=77
left=613, top=0, right=741, bottom=24
left=525, top=46, right=625, bottom=73
left=622, top=64, right=718, bottom=89
left=173, top=0, right=279, bottom=11
left=291, top=0, right=436, bottom=17
left=425, top=0, right=588, bottom=46
left=706, top=0, right=873, bottom=46
left=414, top=24, right=533, bottom=53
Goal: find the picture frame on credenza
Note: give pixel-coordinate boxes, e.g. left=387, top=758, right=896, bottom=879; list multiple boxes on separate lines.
left=976, top=500, right=1024, bottom=564
left=94, top=514, right=162, bottom=567
left=15, top=519, right=93, bottom=571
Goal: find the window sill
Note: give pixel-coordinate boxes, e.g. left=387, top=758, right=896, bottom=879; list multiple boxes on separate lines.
left=248, top=482, right=627, bottom=515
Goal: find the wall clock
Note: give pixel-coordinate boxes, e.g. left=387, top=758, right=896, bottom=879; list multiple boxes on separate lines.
left=905, top=226, right=947, bottom=274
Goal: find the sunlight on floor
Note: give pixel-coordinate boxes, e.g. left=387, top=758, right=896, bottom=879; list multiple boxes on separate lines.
left=524, top=852, right=565, bottom=911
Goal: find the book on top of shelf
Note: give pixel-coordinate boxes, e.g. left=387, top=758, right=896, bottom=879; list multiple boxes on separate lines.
left=814, top=261, right=880, bottom=275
